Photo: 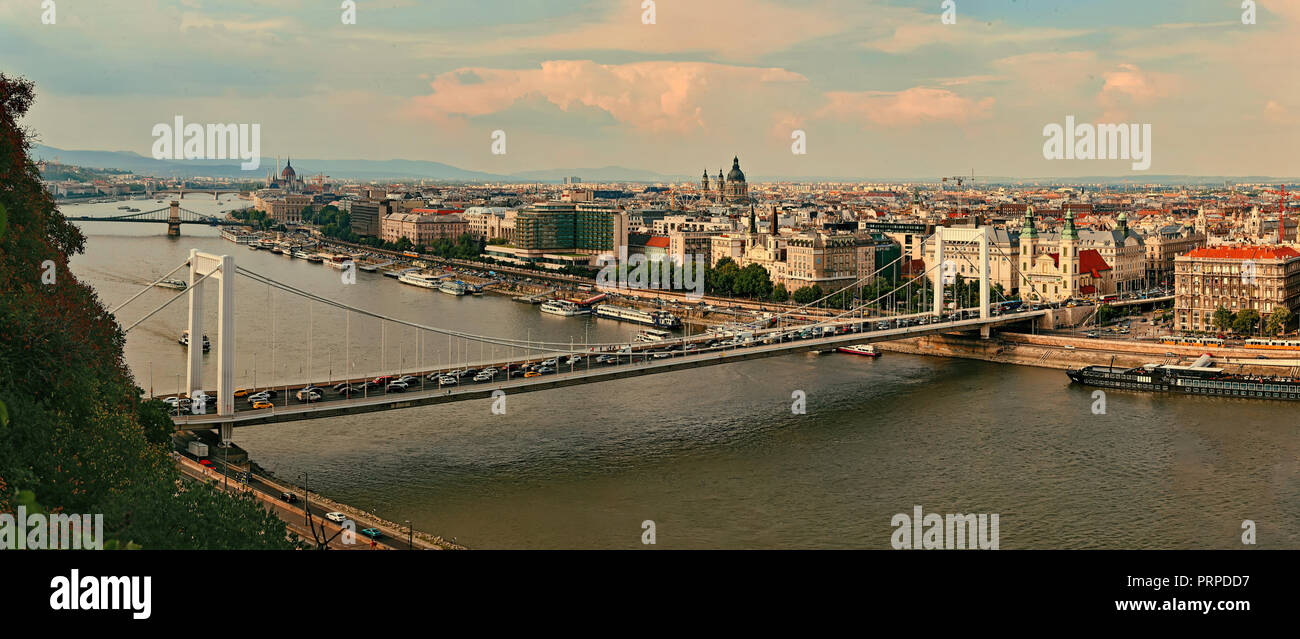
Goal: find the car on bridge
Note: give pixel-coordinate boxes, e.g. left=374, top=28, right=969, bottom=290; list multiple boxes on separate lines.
left=296, top=389, right=323, bottom=402
left=524, top=371, right=541, bottom=378
left=473, top=372, right=494, bottom=382
left=251, top=401, right=273, bottom=410
left=279, top=491, right=299, bottom=503
left=385, top=382, right=408, bottom=393
left=233, top=388, right=251, bottom=398
left=438, top=375, right=458, bottom=386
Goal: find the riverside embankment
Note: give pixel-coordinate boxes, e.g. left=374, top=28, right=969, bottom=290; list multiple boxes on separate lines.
left=877, top=331, right=1297, bottom=377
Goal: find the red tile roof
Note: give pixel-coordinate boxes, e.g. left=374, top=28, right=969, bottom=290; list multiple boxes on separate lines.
left=645, top=236, right=671, bottom=248
left=1185, top=246, right=1300, bottom=261
left=1079, top=249, right=1112, bottom=277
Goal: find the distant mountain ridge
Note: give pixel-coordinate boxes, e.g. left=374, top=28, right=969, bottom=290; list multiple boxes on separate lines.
left=31, top=145, right=1296, bottom=185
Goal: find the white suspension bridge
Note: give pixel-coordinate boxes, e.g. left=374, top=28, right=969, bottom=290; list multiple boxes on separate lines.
left=111, top=227, right=1049, bottom=442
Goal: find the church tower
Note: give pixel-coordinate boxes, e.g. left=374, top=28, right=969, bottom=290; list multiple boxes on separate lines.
left=717, top=169, right=726, bottom=202
left=1116, top=211, right=1129, bottom=239
left=1019, top=207, right=1038, bottom=283
left=701, top=169, right=710, bottom=198
left=1060, top=208, right=1080, bottom=296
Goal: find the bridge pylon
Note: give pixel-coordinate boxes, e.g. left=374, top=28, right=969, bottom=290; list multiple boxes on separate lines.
left=930, top=225, right=992, bottom=337
left=167, top=201, right=181, bottom=236
left=186, top=249, right=236, bottom=423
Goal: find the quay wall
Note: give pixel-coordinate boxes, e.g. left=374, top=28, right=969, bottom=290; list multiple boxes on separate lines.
left=877, top=332, right=1294, bottom=377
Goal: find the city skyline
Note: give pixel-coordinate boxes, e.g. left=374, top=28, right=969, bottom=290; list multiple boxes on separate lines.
left=3, top=0, right=1297, bottom=179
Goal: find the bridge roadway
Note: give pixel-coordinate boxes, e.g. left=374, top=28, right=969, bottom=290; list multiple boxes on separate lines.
left=168, top=309, right=1046, bottom=429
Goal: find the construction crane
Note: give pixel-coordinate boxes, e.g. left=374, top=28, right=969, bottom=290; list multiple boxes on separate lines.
left=1264, top=184, right=1291, bottom=244
left=940, top=171, right=982, bottom=219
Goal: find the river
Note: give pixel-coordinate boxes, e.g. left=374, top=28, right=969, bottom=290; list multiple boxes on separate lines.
left=64, top=196, right=1300, bottom=549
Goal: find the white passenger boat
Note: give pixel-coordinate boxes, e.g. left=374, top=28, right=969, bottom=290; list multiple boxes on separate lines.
left=836, top=344, right=880, bottom=357
left=539, top=300, right=589, bottom=316
left=399, top=272, right=442, bottom=289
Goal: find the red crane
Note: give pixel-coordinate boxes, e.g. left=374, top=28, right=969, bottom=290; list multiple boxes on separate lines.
left=1265, top=185, right=1291, bottom=244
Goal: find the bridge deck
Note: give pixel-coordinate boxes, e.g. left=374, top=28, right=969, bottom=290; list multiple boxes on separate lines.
left=169, top=310, right=1045, bottom=429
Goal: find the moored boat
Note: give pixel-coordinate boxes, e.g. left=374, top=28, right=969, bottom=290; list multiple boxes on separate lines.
left=1066, top=355, right=1300, bottom=401
left=593, top=304, right=681, bottom=329
left=540, top=300, right=589, bottom=316
left=836, top=344, right=880, bottom=357
left=439, top=280, right=467, bottom=296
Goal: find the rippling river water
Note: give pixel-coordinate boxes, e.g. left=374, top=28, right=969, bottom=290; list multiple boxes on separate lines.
left=65, top=196, right=1300, bottom=548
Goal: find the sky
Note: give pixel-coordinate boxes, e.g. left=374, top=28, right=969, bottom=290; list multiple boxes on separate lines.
left=2, top=0, right=1297, bottom=179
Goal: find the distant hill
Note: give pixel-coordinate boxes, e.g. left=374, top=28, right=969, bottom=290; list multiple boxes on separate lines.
left=32, top=146, right=688, bottom=183
left=33, top=145, right=507, bottom=181
left=30, top=146, right=1297, bottom=184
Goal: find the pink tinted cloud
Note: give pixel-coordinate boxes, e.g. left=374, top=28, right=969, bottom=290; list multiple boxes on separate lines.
left=408, top=60, right=807, bottom=134
left=1096, top=63, right=1181, bottom=119
left=819, top=87, right=994, bottom=127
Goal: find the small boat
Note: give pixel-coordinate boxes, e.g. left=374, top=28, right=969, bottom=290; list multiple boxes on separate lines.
left=178, top=330, right=211, bottom=352
left=307, top=254, right=324, bottom=263
left=439, top=280, right=467, bottom=296
left=291, top=250, right=311, bottom=260
left=156, top=278, right=187, bottom=291
left=836, top=344, right=880, bottom=357
left=118, top=205, right=130, bottom=210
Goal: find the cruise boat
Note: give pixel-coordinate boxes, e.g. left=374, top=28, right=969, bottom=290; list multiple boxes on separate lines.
left=1066, top=354, right=1300, bottom=401
left=178, top=330, right=211, bottom=352
left=291, top=250, right=311, bottom=260
left=398, top=272, right=442, bottom=289
left=155, top=278, right=187, bottom=291
left=593, top=304, right=682, bottom=329
left=248, top=240, right=264, bottom=250
left=836, top=344, right=881, bottom=357
left=307, top=253, right=325, bottom=263
left=439, top=280, right=468, bottom=296
left=539, top=300, right=589, bottom=317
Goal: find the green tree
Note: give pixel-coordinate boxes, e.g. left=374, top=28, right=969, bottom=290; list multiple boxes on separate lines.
left=1096, top=304, right=1117, bottom=325
left=1211, top=306, right=1235, bottom=333
left=1265, top=307, right=1293, bottom=336
left=1233, top=308, right=1261, bottom=335
left=771, top=283, right=790, bottom=302
left=0, top=73, right=292, bottom=548
left=792, top=285, right=824, bottom=305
